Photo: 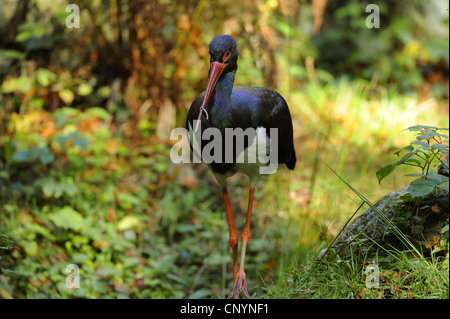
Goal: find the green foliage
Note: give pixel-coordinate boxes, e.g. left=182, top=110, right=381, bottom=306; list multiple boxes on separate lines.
left=313, top=1, right=449, bottom=94
left=0, top=0, right=448, bottom=300
left=48, top=206, right=85, bottom=231
left=0, top=104, right=245, bottom=298
left=376, top=125, right=449, bottom=198
left=13, top=146, right=55, bottom=165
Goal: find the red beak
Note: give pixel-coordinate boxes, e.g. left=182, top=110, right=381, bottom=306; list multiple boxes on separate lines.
left=195, top=61, right=226, bottom=131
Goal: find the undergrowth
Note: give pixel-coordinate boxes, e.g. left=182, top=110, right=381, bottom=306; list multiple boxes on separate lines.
left=267, top=126, right=449, bottom=299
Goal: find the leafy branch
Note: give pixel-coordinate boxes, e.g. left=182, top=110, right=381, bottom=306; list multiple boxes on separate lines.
left=376, top=125, right=449, bottom=198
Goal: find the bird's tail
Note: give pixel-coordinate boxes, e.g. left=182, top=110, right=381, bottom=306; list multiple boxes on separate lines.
left=286, top=147, right=296, bottom=170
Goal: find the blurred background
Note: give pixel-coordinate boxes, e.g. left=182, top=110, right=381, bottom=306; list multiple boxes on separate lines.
left=0, top=0, right=448, bottom=298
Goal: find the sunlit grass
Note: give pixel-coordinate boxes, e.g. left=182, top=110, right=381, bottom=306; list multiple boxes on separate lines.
left=264, top=247, right=449, bottom=299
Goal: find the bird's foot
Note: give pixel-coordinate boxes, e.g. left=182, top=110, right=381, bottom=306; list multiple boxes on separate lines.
left=227, top=271, right=250, bottom=299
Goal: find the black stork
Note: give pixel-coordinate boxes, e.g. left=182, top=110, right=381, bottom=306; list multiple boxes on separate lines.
left=186, top=35, right=296, bottom=298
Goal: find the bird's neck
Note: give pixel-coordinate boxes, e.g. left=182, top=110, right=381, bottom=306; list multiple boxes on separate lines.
left=213, top=71, right=235, bottom=108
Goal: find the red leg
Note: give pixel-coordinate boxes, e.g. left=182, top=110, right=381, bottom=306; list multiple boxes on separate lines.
left=228, top=186, right=255, bottom=299
left=222, top=187, right=238, bottom=281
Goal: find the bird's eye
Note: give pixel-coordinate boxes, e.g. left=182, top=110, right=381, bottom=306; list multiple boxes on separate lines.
left=223, top=50, right=231, bottom=61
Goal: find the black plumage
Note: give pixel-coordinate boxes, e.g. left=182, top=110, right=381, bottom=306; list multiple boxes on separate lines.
left=186, top=35, right=296, bottom=298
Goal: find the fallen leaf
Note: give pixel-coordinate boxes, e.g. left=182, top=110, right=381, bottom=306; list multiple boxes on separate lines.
left=108, top=206, right=116, bottom=223
left=392, top=272, right=399, bottom=281
left=182, top=174, right=198, bottom=189
left=41, top=120, right=56, bottom=139
left=431, top=205, right=441, bottom=214
left=425, top=235, right=441, bottom=249
left=106, top=140, right=118, bottom=155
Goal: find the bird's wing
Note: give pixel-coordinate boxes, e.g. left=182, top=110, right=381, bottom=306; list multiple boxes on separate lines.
left=232, top=87, right=295, bottom=165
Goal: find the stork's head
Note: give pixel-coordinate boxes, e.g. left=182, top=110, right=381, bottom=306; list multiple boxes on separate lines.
left=195, top=35, right=238, bottom=130
left=208, top=34, right=238, bottom=72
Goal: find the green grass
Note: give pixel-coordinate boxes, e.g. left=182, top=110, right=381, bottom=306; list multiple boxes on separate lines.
left=265, top=246, right=449, bottom=299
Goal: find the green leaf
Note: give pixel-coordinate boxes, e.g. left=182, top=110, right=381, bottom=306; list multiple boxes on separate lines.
left=0, top=49, right=25, bottom=60
left=16, top=23, right=46, bottom=42
left=205, top=251, right=227, bottom=265
left=411, top=178, right=437, bottom=187
left=376, top=163, right=396, bottom=183
left=56, top=132, right=90, bottom=150
left=40, top=177, right=77, bottom=198
left=405, top=159, right=422, bottom=166
left=417, top=133, right=436, bottom=141
left=394, top=145, right=414, bottom=156
left=49, top=206, right=84, bottom=231
left=277, top=20, right=293, bottom=37
left=407, top=125, right=439, bottom=132
left=36, top=68, right=57, bottom=87
left=69, top=132, right=90, bottom=149
left=97, top=86, right=111, bottom=98
left=378, top=150, right=416, bottom=181
left=22, top=241, right=38, bottom=256
left=431, top=143, right=448, bottom=150
left=42, top=178, right=62, bottom=198
left=59, top=89, right=75, bottom=105
left=31, top=97, right=44, bottom=109
left=52, top=113, right=68, bottom=127
left=13, top=150, right=37, bottom=162
left=55, top=134, right=69, bottom=145
left=425, top=171, right=447, bottom=184
left=436, top=181, right=449, bottom=192
left=407, top=178, right=436, bottom=198
left=413, top=225, right=424, bottom=235
left=398, top=152, right=414, bottom=163
left=117, top=192, right=141, bottom=208
left=78, top=83, right=93, bottom=96
left=289, top=64, right=307, bottom=80
left=117, top=216, right=141, bottom=231
left=399, top=193, right=415, bottom=202
left=1, top=76, right=33, bottom=93
left=37, top=147, right=54, bottom=164
left=0, top=170, right=9, bottom=180
left=39, top=153, right=55, bottom=164
left=411, top=141, right=431, bottom=150
left=13, top=147, right=54, bottom=164
left=86, top=107, right=111, bottom=120
left=408, top=125, right=431, bottom=131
